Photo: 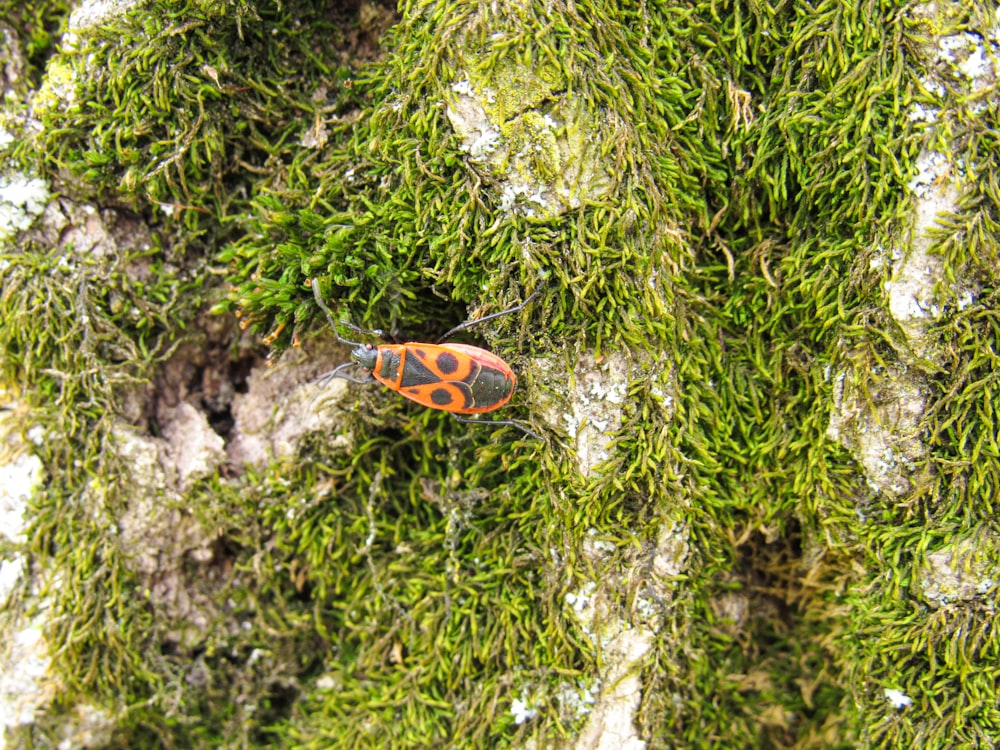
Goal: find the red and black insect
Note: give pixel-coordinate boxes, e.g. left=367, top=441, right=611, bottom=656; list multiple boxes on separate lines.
left=311, top=279, right=540, bottom=438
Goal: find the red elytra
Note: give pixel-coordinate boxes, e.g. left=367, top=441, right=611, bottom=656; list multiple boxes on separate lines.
left=311, top=279, right=540, bottom=437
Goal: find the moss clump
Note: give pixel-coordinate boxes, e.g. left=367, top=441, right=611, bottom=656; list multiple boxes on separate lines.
left=0, top=0, right=69, bottom=92
left=0, top=233, right=182, bottom=425
left=1, top=1, right=377, bottom=743
left=196, top=424, right=583, bottom=748
left=221, top=0, right=716, bottom=358
left=6, top=0, right=1000, bottom=747
left=0, top=222, right=201, bottom=741
left=27, top=0, right=357, bottom=232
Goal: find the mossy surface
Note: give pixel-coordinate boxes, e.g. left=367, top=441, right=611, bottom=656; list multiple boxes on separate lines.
left=2, top=0, right=999, bottom=748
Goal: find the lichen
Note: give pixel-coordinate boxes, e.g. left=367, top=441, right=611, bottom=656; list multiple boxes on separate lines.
left=445, top=61, right=614, bottom=218
left=916, top=533, right=999, bottom=607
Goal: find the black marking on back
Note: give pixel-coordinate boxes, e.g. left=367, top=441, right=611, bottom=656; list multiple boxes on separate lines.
left=431, top=388, right=454, bottom=406
left=435, top=351, right=459, bottom=375
left=399, top=352, right=445, bottom=387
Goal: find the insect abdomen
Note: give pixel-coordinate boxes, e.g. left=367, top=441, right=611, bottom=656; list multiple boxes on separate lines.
left=466, top=365, right=514, bottom=409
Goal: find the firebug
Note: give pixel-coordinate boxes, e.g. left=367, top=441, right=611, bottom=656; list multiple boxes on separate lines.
left=311, top=279, right=540, bottom=438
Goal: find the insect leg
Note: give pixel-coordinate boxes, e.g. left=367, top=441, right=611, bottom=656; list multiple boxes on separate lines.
left=314, top=361, right=375, bottom=387
left=437, top=288, right=540, bottom=342
left=451, top=414, right=543, bottom=440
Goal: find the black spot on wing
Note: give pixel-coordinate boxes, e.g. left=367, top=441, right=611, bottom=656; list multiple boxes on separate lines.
left=435, top=351, right=459, bottom=375
left=431, top=388, right=454, bottom=406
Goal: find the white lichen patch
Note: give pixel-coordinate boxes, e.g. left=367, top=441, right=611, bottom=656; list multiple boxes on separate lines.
left=534, top=350, right=630, bottom=478
left=826, top=370, right=928, bottom=497
left=0, top=557, right=24, bottom=610
left=884, top=688, right=912, bottom=709
left=0, top=408, right=54, bottom=745
left=632, top=520, right=690, bottom=626
left=888, top=154, right=962, bottom=359
left=64, top=0, right=143, bottom=44
left=447, top=81, right=502, bottom=159
left=0, top=403, right=44, bottom=609
left=112, top=425, right=220, bottom=649
left=557, top=679, right=599, bottom=721
left=0, top=619, right=113, bottom=744
left=227, top=339, right=352, bottom=467
left=559, top=522, right=691, bottom=750
left=510, top=694, right=538, bottom=725
left=916, top=536, right=998, bottom=607
left=0, top=174, right=50, bottom=243
left=0, top=620, right=55, bottom=742
left=0, top=411, right=43, bottom=545
left=445, top=65, right=613, bottom=218
left=54, top=703, right=116, bottom=750
left=936, top=29, right=995, bottom=83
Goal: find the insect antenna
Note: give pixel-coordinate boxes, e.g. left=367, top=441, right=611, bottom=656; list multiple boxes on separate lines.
left=307, top=361, right=374, bottom=415
left=311, top=278, right=386, bottom=345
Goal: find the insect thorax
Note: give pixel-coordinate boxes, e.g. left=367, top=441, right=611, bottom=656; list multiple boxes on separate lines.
left=351, top=344, right=379, bottom=371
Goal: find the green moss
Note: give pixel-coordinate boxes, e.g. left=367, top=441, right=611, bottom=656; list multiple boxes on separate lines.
left=222, top=0, right=712, bottom=356
left=0, top=0, right=69, bottom=90
left=5, top=0, right=1000, bottom=746
left=0, top=238, right=182, bottom=421
left=26, top=0, right=354, bottom=230
left=163, top=411, right=583, bottom=748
